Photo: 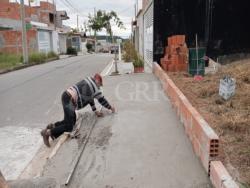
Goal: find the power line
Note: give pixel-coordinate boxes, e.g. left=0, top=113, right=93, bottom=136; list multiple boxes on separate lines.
left=61, top=0, right=88, bottom=17
left=117, top=5, right=134, bottom=14
left=63, top=0, right=79, bottom=12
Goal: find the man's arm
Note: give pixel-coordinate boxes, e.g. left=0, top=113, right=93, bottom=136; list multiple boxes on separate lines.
left=89, top=99, right=104, bottom=117
left=89, top=99, right=97, bottom=112
left=94, top=92, right=115, bottom=113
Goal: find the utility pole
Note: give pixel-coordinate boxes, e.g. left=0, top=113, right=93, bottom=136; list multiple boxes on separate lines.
left=77, top=15, right=79, bottom=31
left=20, top=0, right=29, bottom=64
left=134, top=4, right=136, bottom=18
left=94, top=7, right=97, bottom=52
left=53, top=0, right=56, bottom=30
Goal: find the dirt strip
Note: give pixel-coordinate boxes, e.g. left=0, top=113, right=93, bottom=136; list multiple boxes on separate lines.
left=168, top=60, right=250, bottom=186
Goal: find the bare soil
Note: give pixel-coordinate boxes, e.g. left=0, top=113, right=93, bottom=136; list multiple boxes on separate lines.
left=168, top=59, right=250, bottom=186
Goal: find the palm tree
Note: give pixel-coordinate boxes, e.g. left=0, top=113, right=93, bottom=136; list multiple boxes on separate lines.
left=102, top=11, right=124, bottom=43
left=88, top=10, right=124, bottom=43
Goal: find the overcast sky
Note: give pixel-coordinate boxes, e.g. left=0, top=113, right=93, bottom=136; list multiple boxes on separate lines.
left=24, top=0, right=136, bottom=38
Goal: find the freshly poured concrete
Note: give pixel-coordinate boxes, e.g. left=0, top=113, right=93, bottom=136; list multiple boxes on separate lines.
left=45, top=73, right=211, bottom=188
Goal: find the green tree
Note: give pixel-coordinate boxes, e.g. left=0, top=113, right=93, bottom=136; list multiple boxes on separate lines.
left=101, top=10, right=124, bottom=43
left=88, top=10, right=104, bottom=38
left=88, top=10, right=124, bottom=43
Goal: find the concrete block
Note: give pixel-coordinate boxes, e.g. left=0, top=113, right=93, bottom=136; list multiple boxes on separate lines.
left=219, top=77, right=236, bottom=100
left=222, top=179, right=239, bottom=188
left=210, top=161, right=239, bottom=188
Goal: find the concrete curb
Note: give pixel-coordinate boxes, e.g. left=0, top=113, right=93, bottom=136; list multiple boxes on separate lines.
left=18, top=112, right=95, bottom=180
left=210, top=161, right=239, bottom=188
left=100, top=59, right=114, bottom=77
left=152, top=62, right=238, bottom=188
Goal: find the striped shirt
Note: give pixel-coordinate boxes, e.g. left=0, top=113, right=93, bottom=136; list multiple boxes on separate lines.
left=70, top=77, right=111, bottom=111
left=66, top=86, right=78, bottom=105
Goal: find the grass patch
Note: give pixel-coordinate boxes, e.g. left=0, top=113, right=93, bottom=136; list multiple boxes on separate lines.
left=47, top=51, right=59, bottom=59
left=0, top=53, right=22, bottom=69
left=0, top=51, right=59, bottom=71
left=29, top=52, right=47, bottom=64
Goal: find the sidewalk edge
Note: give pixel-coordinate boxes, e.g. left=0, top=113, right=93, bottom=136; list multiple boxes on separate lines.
left=101, top=59, right=114, bottom=77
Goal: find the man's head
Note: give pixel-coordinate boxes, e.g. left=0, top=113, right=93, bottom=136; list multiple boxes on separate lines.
left=94, top=73, right=103, bottom=87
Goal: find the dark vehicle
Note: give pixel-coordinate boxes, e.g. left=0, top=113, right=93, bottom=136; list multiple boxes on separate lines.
left=99, top=48, right=109, bottom=53
left=110, top=46, right=119, bottom=54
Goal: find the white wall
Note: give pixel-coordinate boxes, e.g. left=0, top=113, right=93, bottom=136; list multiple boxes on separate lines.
left=52, top=31, right=59, bottom=54
left=137, top=13, right=144, bottom=57
left=38, top=30, right=52, bottom=54
left=143, top=2, right=153, bottom=65
left=136, top=0, right=143, bottom=15
left=58, top=33, right=67, bottom=54
left=81, top=41, right=87, bottom=53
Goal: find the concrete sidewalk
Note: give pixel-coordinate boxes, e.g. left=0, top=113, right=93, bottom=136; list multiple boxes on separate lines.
left=65, top=73, right=211, bottom=188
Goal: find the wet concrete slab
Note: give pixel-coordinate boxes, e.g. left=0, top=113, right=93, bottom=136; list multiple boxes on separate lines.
left=8, top=177, right=58, bottom=188
left=66, top=73, right=212, bottom=188
left=0, top=126, right=42, bottom=180
left=41, top=112, right=97, bottom=187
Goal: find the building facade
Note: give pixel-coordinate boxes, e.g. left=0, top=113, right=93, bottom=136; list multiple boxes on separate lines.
left=0, top=0, right=69, bottom=54
left=133, top=0, right=153, bottom=66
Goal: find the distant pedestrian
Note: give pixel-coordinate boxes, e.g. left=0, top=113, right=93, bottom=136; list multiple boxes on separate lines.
left=41, top=73, right=115, bottom=147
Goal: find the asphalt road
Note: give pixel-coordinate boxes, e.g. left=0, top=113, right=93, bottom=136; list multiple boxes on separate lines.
left=0, top=53, right=113, bottom=180
left=0, top=54, right=112, bottom=128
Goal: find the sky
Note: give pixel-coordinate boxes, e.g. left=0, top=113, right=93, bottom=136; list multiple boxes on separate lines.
left=22, top=0, right=136, bottom=38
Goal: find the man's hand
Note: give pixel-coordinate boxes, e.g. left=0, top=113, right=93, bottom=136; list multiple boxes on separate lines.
left=95, top=111, right=104, bottom=117
left=110, top=106, right=115, bottom=113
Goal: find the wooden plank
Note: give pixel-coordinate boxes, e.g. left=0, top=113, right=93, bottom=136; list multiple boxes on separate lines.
left=65, top=117, right=97, bottom=186
left=48, top=133, right=69, bottom=159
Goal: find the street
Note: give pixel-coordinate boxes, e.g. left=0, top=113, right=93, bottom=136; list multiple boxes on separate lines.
left=0, top=54, right=113, bottom=180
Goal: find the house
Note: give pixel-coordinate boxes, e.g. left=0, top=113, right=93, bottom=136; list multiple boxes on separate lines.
left=67, top=33, right=82, bottom=52
left=133, top=0, right=144, bottom=58
left=133, top=0, right=250, bottom=65
left=133, top=0, right=153, bottom=65
left=0, top=0, right=70, bottom=54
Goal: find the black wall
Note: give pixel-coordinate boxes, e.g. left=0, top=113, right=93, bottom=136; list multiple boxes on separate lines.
left=153, top=0, right=250, bottom=63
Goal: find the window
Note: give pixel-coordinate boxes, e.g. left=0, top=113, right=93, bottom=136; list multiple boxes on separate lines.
left=49, top=13, right=54, bottom=23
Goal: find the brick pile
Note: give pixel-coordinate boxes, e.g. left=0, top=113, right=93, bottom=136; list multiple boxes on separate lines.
left=160, top=35, right=188, bottom=72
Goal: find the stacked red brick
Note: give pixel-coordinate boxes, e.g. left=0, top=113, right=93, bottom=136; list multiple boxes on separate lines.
left=160, top=35, right=188, bottom=72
